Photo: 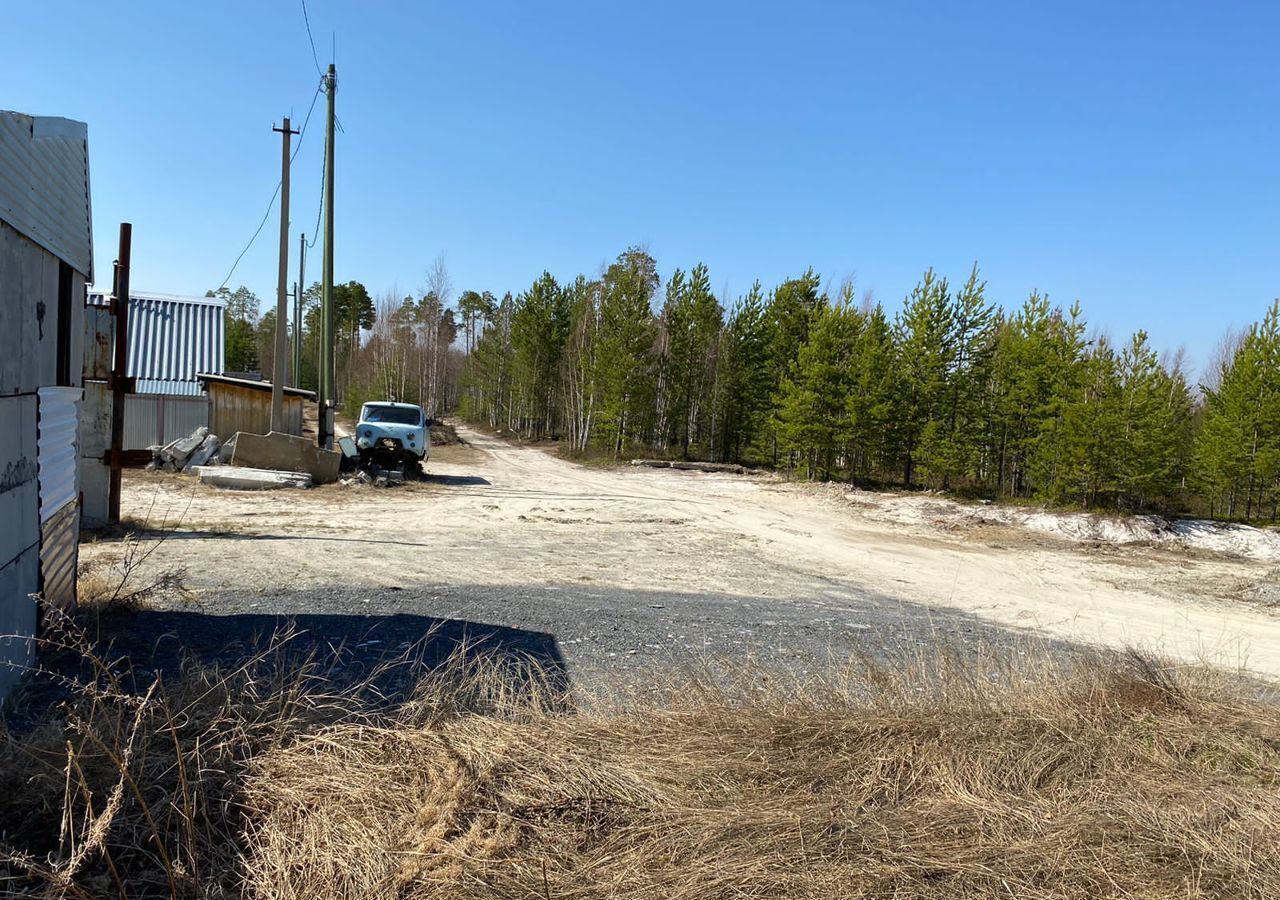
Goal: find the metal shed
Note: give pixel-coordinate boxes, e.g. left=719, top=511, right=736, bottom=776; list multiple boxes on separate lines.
left=0, top=110, right=91, bottom=697
left=86, top=290, right=225, bottom=395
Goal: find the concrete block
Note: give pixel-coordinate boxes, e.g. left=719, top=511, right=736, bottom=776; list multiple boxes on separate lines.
left=230, top=431, right=341, bottom=484
left=191, top=466, right=312, bottom=490
left=218, top=433, right=237, bottom=463
left=162, top=426, right=208, bottom=468
left=184, top=433, right=221, bottom=470
left=79, top=457, right=110, bottom=529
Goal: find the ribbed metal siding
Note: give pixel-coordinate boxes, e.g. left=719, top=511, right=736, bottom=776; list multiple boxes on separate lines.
left=124, top=393, right=210, bottom=448
left=0, top=112, right=92, bottom=278
left=36, top=387, right=79, bottom=522
left=86, top=292, right=225, bottom=393
left=40, top=501, right=77, bottom=612
left=37, top=387, right=79, bottom=614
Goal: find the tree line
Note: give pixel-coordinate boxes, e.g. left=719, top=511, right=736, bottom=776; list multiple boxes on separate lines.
left=209, top=268, right=463, bottom=418
left=458, top=247, right=1280, bottom=520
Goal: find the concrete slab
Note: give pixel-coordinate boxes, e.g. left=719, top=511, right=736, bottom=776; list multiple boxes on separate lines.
left=162, top=426, right=208, bottom=468
left=191, top=466, right=311, bottom=490
left=230, top=431, right=340, bottom=484
left=184, top=433, right=221, bottom=470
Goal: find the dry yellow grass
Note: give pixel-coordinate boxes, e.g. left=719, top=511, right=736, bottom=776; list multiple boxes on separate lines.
left=3, top=635, right=1279, bottom=899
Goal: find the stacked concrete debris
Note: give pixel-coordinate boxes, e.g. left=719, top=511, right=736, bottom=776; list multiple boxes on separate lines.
left=151, top=427, right=222, bottom=473
left=340, top=466, right=406, bottom=488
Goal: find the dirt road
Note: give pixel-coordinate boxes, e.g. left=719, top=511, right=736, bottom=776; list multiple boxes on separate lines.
left=99, top=423, right=1280, bottom=680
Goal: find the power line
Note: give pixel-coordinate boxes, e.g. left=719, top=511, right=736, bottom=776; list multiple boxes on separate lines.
left=217, top=83, right=322, bottom=290
left=290, top=82, right=322, bottom=164
left=306, top=135, right=325, bottom=251
left=216, top=183, right=281, bottom=292
left=301, top=0, right=323, bottom=77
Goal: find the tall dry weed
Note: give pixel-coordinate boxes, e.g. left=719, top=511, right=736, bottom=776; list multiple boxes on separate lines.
left=3, top=633, right=1279, bottom=899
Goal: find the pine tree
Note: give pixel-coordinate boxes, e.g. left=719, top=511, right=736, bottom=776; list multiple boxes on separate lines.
left=661, top=263, right=723, bottom=457
left=510, top=272, right=571, bottom=438
left=596, top=247, right=659, bottom=456
left=764, top=270, right=823, bottom=465
left=716, top=282, right=771, bottom=463
left=846, top=302, right=899, bottom=480
left=1111, top=332, right=1193, bottom=510
left=1197, top=300, right=1280, bottom=519
left=774, top=299, right=858, bottom=479
left=895, top=269, right=954, bottom=486
left=989, top=294, right=1087, bottom=497
left=929, top=264, right=996, bottom=487
left=1043, top=337, right=1121, bottom=507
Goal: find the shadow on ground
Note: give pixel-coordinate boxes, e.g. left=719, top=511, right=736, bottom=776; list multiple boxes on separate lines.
left=9, top=610, right=565, bottom=727
left=424, top=473, right=491, bottom=487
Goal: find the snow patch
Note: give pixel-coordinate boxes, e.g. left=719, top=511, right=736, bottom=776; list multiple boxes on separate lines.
left=843, top=490, right=1280, bottom=562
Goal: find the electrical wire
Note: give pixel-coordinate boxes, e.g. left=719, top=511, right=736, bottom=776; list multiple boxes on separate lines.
left=306, top=136, right=325, bottom=251
left=301, top=0, right=324, bottom=77
left=216, top=82, right=322, bottom=290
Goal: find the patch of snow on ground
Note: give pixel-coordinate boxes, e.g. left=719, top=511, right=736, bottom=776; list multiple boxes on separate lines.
left=843, top=490, right=1280, bottom=562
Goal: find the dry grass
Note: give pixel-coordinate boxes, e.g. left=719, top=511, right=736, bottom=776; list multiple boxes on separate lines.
left=77, top=488, right=194, bottom=616
left=2, top=636, right=1279, bottom=899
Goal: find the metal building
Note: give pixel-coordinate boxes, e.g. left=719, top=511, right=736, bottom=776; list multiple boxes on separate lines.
left=80, top=290, right=226, bottom=526
left=0, top=110, right=91, bottom=697
left=86, top=290, right=225, bottom=395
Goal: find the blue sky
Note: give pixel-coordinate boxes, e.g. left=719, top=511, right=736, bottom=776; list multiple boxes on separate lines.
left=5, top=1, right=1277, bottom=375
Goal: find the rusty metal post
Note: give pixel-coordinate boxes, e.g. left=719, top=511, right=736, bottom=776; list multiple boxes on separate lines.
left=107, top=223, right=132, bottom=524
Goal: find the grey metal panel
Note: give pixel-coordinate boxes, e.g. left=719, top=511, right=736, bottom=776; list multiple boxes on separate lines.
left=0, top=111, right=92, bottom=278
left=0, top=544, right=39, bottom=700
left=135, top=378, right=204, bottom=396
left=0, top=221, right=54, bottom=396
left=39, top=499, right=77, bottom=613
left=37, top=386, right=80, bottom=523
left=80, top=380, right=110, bottom=459
left=86, top=290, right=226, bottom=392
left=123, top=393, right=209, bottom=449
left=0, top=394, right=39, bottom=567
left=79, top=456, right=109, bottom=530
left=83, top=303, right=113, bottom=380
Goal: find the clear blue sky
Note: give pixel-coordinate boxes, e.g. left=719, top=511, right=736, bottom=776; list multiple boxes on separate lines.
left=6, top=1, right=1277, bottom=375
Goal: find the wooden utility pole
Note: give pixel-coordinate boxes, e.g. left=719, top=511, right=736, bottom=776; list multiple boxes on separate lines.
left=271, top=116, right=298, bottom=432
left=294, top=232, right=306, bottom=386
left=319, top=63, right=337, bottom=449
left=107, top=223, right=132, bottom=525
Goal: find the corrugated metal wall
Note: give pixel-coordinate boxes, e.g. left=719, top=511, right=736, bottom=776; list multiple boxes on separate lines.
left=86, top=291, right=225, bottom=394
left=36, top=387, right=79, bottom=613
left=39, top=501, right=77, bottom=613
left=124, top=393, right=210, bottom=448
left=36, top=387, right=79, bottom=519
left=0, top=112, right=92, bottom=279
left=209, top=382, right=303, bottom=439
left=0, top=396, right=40, bottom=662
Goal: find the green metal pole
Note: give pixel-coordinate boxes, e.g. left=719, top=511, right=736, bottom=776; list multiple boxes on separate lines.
left=320, top=63, right=336, bottom=448
left=294, top=232, right=305, bottom=387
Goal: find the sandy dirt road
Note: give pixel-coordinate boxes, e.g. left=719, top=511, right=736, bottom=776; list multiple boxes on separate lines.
left=97, top=423, right=1280, bottom=680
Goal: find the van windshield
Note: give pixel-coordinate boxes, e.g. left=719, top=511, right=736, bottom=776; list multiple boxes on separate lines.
left=361, top=405, right=420, bottom=426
